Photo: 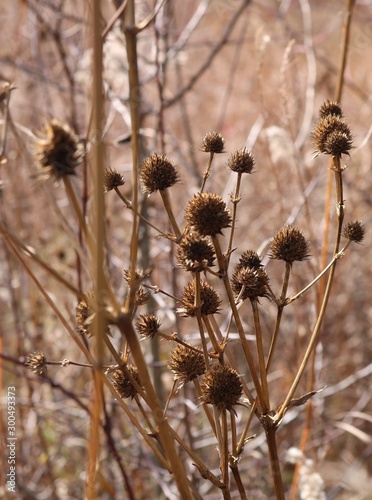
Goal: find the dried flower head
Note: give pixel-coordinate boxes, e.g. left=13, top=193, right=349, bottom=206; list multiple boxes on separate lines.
left=104, top=168, right=125, bottom=192
left=168, top=344, right=205, bottom=386
left=342, top=220, right=365, bottom=243
left=25, top=352, right=47, bottom=376
left=318, top=100, right=343, bottom=119
left=112, top=365, right=142, bottom=399
left=200, top=363, right=243, bottom=412
left=76, top=297, right=111, bottom=337
left=201, top=131, right=225, bottom=153
left=228, top=148, right=255, bottom=174
left=177, top=233, right=215, bottom=272
left=270, top=225, right=310, bottom=265
left=34, top=119, right=84, bottom=179
left=135, top=314, right=161, bottom=339
left=140, top=153, right=178, bottom=194
left=185, top=193, right=232, bottom=236
left=123, top=268, right=145, bottom=286
left=312, top=114, right=352, bottom=157
left=178, top=280, right=222, bottom=317
left=231, top=266, right=270, bottom=301
left=135, top=287, right=150, bottom=306
left=238, top=250, right=262, bottom=270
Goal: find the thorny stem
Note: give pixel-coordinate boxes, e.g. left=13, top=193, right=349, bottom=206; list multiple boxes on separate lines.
left=276, top=155, right=345, bottom=425
left=159, top=188, right=182, bottom=238
left=286, top=245, right=349, bottom=305
left=193, top=378, right=217, bottom=436
left=266, top=262, right=291, bottom=371
left=194, top=272, right=210, bottom=369
left=200, top=152, right=215, bottom=193
left=236, top=401, right=257, bottom=457
left=211, top=235, right=265, bottom=412
left=220, top=409, right=230, bottom=494
left=251, top=299, right=270, bottom=413
left=124, top=1, right=141, bottom=314
left=227, top=172, right=242, bottom=261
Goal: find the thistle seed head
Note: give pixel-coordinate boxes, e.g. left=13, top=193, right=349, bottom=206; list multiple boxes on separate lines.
left=201, top=131, right=225, bottom=153
left=178, top=280, right=222, bottom=317
left=134, top=287, right=150, bottom=306
left=228, top=148, right=255, bottom=174
left=104, top=168, right=125, bottom=192
left=342, top=220, right=365, bottom=243
left=112, top=365, right=142, bottom=399
left=177, top=233, right=215, bottom=272
left=238, top=250, right=262, bottom=270
left=168, top=344, right=206, bottom=386
left=135, top=314, right=161, bottom=339
left=231, top=266, right=270, bottom=301
left=140, top=153, right=178, bottom=194
left=200, top=363, right=243, bottom=412
left=185, top=193, right=232, bottom=236
left=270, top=225, right=310, bottom=265
left=318, top=100, right=343, bottom=119
left=34, top=119, right=84, bottom=179
left=312, top=113, right=352, bottom=157
left=25, top=352, right=47, bottom=376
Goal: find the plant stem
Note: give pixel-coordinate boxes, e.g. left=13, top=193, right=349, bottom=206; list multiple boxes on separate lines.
left=251, top=299, right=270, bottom=413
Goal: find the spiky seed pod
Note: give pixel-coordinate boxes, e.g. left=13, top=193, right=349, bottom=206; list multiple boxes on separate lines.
left=24, top=352, right=47, bottom=376
left=342, top=220, right=365, bottom=243
left=177, top=233, right=215, bottom=272
left=76, top=297, right=112, bottom=337
left=318, top=100, right=343, bottom=119
left=201, top=131, right=225, bottom=153
left=231, top=266, right=270, bottom=301
left=185, top=193, right=232, bottom=236
left=134, top=287, right=150, bottom=306
left=123, top=268, right=144, bottom=286
left=76, top=299, right=91, bottom=336
left=312, top=114, right=352, bottom=157
left=178, top=280, right=222, bottom=317
left=200, top=363, right=243, bottom=412
left=238, top=250, right=262, bottom=270
left=140, top=153, right=178, bottom=194
left=168, top=345, right=206, bottom=387
left=104, top=168, right=125, bottom=192
left=135, top=314, right=161, bottom=339
left=228, top=148, right=255, bottom=174
left=270, top=225, right=310, bottom=265
left=34, top=119, right=84, bottom=179
left=112, top=365, right=142, bottom=399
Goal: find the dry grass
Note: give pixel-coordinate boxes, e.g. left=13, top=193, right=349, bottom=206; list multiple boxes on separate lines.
left=1, top=1, right=371, bottom=499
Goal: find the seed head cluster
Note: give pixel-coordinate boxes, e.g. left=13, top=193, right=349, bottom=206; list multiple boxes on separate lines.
left=34, top=119, right=84, bottom=179
left=168, top=344, right=206, bottom=386
left=136, top=314, right=161, bottom=339
left=25, top=352, right=47, bottom=376
left=270, top=225, right=310, bottom=265
left=104, top=168, right=125, bottom=192
left=177, top=233, right=215, bottom=272
left=178, top=280, right=222, bottom=317
left=342, top=220, right=365, bottom=243
left=185, top=193, right=232, bottom=236
left=140, top=153, right=178, bottom=193
left=201, top=131, right=225, bottom=153
left=200, top=363, right=243, bottom=412
left=228, top=148, right=255, bottom=174
left=112, top=365, right=142, bottom=399
left=312, top=103, right=352, bottom=157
